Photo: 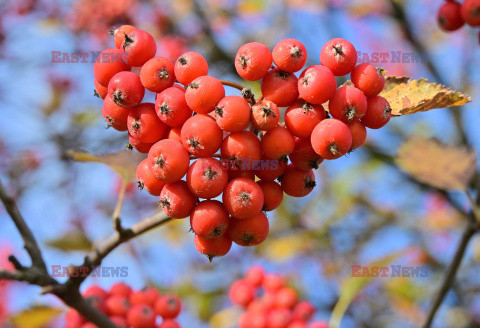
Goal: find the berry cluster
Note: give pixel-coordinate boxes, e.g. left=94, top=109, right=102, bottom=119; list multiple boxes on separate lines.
left=93, top=25, right=391, bottom=260
left=229, top=266, right=328, bottom=328
left=65, top=283, right=182, bottom=328
left=437, top=0, right=480, bottom=37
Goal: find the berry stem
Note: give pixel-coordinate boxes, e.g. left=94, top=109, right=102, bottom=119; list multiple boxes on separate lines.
left=219, top=79, right=245, bottom=91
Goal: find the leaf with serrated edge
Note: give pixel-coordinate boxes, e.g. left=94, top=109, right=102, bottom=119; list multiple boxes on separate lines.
left=396, top=137, right=477, bottom=191
left=67, top=150, right=146, bottom=182
left=10, top=306, right=62, bottom=328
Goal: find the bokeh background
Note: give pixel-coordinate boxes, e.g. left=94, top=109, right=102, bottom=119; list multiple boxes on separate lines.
left=0, top=0, right=480, bottom=327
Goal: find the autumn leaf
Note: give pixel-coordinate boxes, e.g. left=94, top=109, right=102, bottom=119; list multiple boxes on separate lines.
left=10, top=305, right=62, bottom=328
left=66, top=150, right=145, bottom=183
left=258, top=232, right=310, bottom=262
left=209, top=307, right=242, bottom=328
left=46, top=230, right=92, bottom=251
left=396, top=137, right=477, bottom=191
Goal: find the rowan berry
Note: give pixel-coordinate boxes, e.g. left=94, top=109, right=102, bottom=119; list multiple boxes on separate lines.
left=128, top=134, right=154, bottom=154
left=437, top=1, right=464, bottom=31
left=94, top=48, right=130, bottom=87
left=245, top=266, right=265, bottom=287
left=130, top=288, right=159, bottom=306
left=110, top=316, right=128, bottom=328
left=185, top=76, right=225, bottom=114
left=83, top=285, right=109, bottom=302
left=298, top=65, right=337, bottom=105
left=228, top=168, right=256, bottom=181
left=289, top=138, right=323, bottom=171
left=136, top=158, right=165, bottom=196
left=159, top=320, right=181, bottom=328
left=267, top=308, right=293, bottom=328
left=272, top=38, right=307, bottom=73
left=186, top=158, right=228, bottom=199
left=221, top=131, right=262, bottom=168
left=328, top=86, right=367, bottom=123
left=255, top=156, right=287, bottom=181
left=261, top=127, right=295, bottom=162
left=112, top=25, right=136, bottom=49
left=174, top=52, right=209, bottom=85
left=105, top=296, right=130, bottom=317
left=190, top=200, right=229, bottom=238
left=293, top=301, right=315, bottom=322
left=311, top=119, right=352, bottom=160
left=147, top=139, right=190, bottom=183
left=127, top=103, right=168, bottom=143
left=167, top=127, right=182, bottom=142
left=215, top=96, right=251, bottom=132
left=308, top=322, right=329, bottom=328
left=181, top=114, right=223, bottom=157
left=154, top=294, right=182, bottom=319
left=229, top=280, right=256, bottom=307
left=280, top=164, right=315, bottom=197
left=462, top=0, right=480, bottom=26
left=123, top=29, right=157, bottom=67
left=239, top=312, right=267, bottom=328
left=222, top=178, right=264, bottom=219
left=285, top=99, right=326, bottom=138
left=159, top=180, right=198, bottom=219
left=351, top=63, right=385, bottom=97
left=126, top=304, right=156, bottom=328
left=251, top=100, right=280, bottom=131
left=320, top=38, right=357, bottom=76
left=107, top=71, right=145, bottom=108
left=275, top=287, right=298, bottom=309
left=94, top=79, right=107, bottom=99
left=65, top=309, right=85, bottom=328
left=288, top=321, right=307, bottom=328
left=110, top=282, right=132, bottom=298
left=194, top=234, right=232, bottom=260
left=140, top=57, right=175, bottom=93
left=235, top=42, right=272, bottom=81
left=261, top=68, right=299, bottom=107
left=361, top=96, right=391, bottom=129
left=228, top=212, right=269, bottom=246
left=257, top=180, right=283, bottom=211
left=102, top=94, right=131, bottom=131
left=155, top=87, right=192, bottom=128
left=347, top=120, right=367, bottom=150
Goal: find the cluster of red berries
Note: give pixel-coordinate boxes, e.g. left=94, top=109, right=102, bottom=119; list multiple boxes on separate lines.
left=93, top=24, right=391, bottom=260
left=229, top=266, right=328, bottom=328
left=437, top=0, right=480, bottom=37
left=65, top=283, right=182, bottom=328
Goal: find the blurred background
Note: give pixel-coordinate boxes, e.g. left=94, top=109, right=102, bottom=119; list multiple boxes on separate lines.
left=0, top=0, right=479, bottom=327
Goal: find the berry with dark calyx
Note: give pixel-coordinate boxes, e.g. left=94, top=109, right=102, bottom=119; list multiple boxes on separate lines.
left=280, top=164, right=316, bottom=197
left=190, top=200, right=230, bottom=239
left=235, top=42, right=272, bottom=81
left=257, top=180, right=283, bottom=211
left=107, top=71, right=145, bottom=107
left=155, top=87, right=192, bottom=128
left=102, top=97, right=131, bottom=131
left=186, top=158, right=228, bottom=199
left=126, top=304, right=156, bottom=328
left=174, top=51, right=209, bottom=85
left=311, top=119, right=352, bottom=160
left=267, top=308, right=293, bottom=328
left=122, top=29, right=157, bottom=67
left=159, top=180, right=198, bottom=218
left=128, top=134, right=154, bottom=154
left=228, top=212, right=269, bottom=246
left=147, top=139, right=190, bottom=183
left=261, top=68, right=299, bottom=107
left=221, top=131, right=262, bottom=168
left=105, top=295, right=130, bottom=317
left=272, top=38, right=307, bottom=73
left=437, top=0, right=464, bottom=31
left=154, top=294, right=182, bottom=319
left=181, top=114, right=223, bottom=157
left=223, top=178, right=264, bottom=219
left=215, top=96, right=251, bottom=132
left=127, top=103, right=168, bottom=144
left=229, top=279, right=256, bottom=307
left=285, top=99, right=326, bottom=138
left=348, top=120, right=367, bottom=151
left=94, top=79, right=107, bottom=99
left=261, top=126, right=295, bottom=161
left=328, top=86, right=367, bottom=123
left=320, top=38, right=357, bottom=76
left=289, top=138, right=323, bottom=171
left=194, top=234, right=232, bottom=261
left=462, top=0, right=480, bottom=26
left=293, top=301, right=315, bottom=322
left=136, top=158, right=165, bottom=196
left=185, top=75, right=225, bottom=114
left=94, top=48, right=130, bottom=87
left=298, top=65, right=337, bottom=105
left=361, top=95, right=392, bottom=129
left=251, top=100, right=280, bottom=131
left=111, top=25, right=136, bottom=49
left=140, top=57, right=175, bottom=93
left=351, top=63, right=385, bottom=97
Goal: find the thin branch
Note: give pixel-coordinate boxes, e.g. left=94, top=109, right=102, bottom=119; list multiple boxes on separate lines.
left=219, top=79, right=245, bottom=91
left=112, top=180, right=127, bottom=233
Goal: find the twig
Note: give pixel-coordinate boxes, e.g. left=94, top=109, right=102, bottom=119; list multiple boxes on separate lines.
left=112, top=180, right=127, bottom=233
left=219, top=79, right=245, bottom=91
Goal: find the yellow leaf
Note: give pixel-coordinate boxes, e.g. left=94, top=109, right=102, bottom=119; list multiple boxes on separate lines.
left=258, top=233, right=308, bottom=262
left=67, top=150, right=146, bottom=183
left=209, top=307, right=241, bottom=328
left=10, top=306, right=61, bottom=328
left=46, top=230, right=92, bottom=251
left=396, top=137, right=477, bottom=191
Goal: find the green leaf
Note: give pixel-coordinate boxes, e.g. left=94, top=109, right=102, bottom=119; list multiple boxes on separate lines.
left=46, top=230, right=92, bottom=251
left=10, top=305, right=62, bottom=328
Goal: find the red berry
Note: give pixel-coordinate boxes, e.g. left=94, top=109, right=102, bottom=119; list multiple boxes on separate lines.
left=251, top=100, right=280, bottom=131
left=289, top=138, right=323, bottom=171
left=94, top=48, right=130, bottom=87
left=167, top=127, right=182, bottom=142
left=245, top=266, right=265, bottom=287
left=223, top=178, right=264, bottom=219
left=128, top=103, right=168, bottom=143
left=65, top=309, right=85, bottom=328
left=235, top=42, right=272, bottom=81
left=347, top=120, right=367, bottom=150
left=112, top=25, right=136, bottom=49
left=186, top=158, right=228, bottom=199
left=361, top=96, right=391, bottom=129
left=110, top=316, right=128, bottom=328
left=181, top=114, right=223, bottom=157
left=107, top=71, right=145, bottom=107
left=261, top=127, right=295, bottom=161
left=194, top=234, right=232, bottom=259
left=285, top=99, right=326, bottom=138
left=155, top=87, right=192, bottom=128
left=129, top=134, right=154, bottom=153
left=293, top=301, right=315, bottom=322
left=159, top=319, right=181, bottom=328
left=137, top=158, right=165, bottom=196
left=462, top=0, right=480, bottom=26
left=147, top=139, right=190, bottom=183
left=320, top=38, right=357, bottom=76
left=229, top=280, right=256, bottom=307
left=228, top=168, right=256, bottom=181
left=267, top=308, right=292, bottom=328
left=272, top=38, right=307, bottom=73
left=102, top=96, right=131, bottom=131
left=438, top=0, right=464, bottom=31
left=350, top=63, right=385, bottom=97
left=288, top=321, right=307, bottom=328
left=280, top=164, right=315, bottom=197
left=298, top=65, right=336, bottom=105
left=154, top=294, right=182, bottom=319
left=110, top=282, right=132, bottom=298
left=94, top=79, right=107, bottom=99
left=130, top=288, right=159, bottom=306
left=140, top=57, right=175, bottom=93
left=123, top=29, right=157, bottom=67
left=275, top=287, right=298, bottom=309
left=159, top=180, right=198, bottom=218
left=174, top=52, right=209, bottom=85
left=255, top=156, right=287, bottom=181
left=261, top=68, right=299, bottom=107
left=257, top=180, right=283, bottom=211
left=215, top=96, right=251, bottom=132
left=221, top=131, right=262, bottom=168
left=185, top=76, right=225, bottom=114
left=126, top=304, right=156, bottom=328
left=239, top=311, right=267, bottom=328
left=308, top=322, right=329, bottom=328
left=190, top=200, right=229, bottom=238
left=83, top=285, right=108, bottom=301
left=328, top=86, right=367, bottom=123
left=228, top=212, right=269, bottom=246
left=105, top=295, right=130, bottom=317
left=311, top=119, right=352, bottom=160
